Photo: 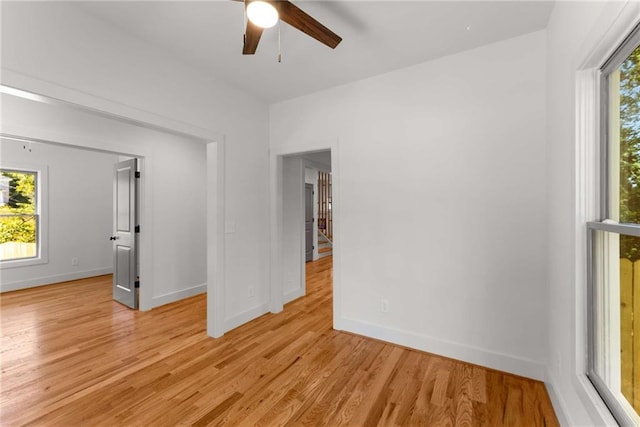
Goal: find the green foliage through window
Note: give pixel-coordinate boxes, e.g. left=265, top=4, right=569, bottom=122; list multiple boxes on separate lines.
left=618, top=43, right=640, bottom=260
left=0, top=170, right=37, bottom=260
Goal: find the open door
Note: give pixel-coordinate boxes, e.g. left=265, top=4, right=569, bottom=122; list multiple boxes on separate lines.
left=111, top=158, right=138, bottom=309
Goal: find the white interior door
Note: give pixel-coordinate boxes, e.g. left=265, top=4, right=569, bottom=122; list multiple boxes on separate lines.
left=112, top=158, right=138, bottom=309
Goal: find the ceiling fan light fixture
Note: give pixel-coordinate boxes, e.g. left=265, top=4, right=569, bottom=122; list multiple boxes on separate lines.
left=247, top=1, right=279, bottom=29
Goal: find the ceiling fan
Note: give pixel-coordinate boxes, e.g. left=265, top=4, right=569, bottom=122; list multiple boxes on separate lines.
left=238, top=0, right=342, bottom=55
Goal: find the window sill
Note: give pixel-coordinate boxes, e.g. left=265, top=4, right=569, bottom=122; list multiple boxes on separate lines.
left=1, top=255, right=48, bottom=269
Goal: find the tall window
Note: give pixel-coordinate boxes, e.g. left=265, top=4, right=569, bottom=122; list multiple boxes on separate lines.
left=588, top=24, right=640, bottom=425
left=0, top=167, right=44, bottom=264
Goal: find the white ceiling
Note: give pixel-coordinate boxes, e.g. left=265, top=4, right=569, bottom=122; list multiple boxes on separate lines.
left=75, top=1, right=554, bottom=104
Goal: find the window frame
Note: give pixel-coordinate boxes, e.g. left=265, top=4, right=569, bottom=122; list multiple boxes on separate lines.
left=0, top=163, right=48, bottom=268
left=599, top=24, right=640, bottom=220
left=587, top=22, right=640, bottom=427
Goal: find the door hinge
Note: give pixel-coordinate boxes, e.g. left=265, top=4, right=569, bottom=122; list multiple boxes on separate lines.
left=135, top=171, right=141, bottom=178
left=135, top=280, right=140, bottom=288
left=135, top=225, right=140, bottom=233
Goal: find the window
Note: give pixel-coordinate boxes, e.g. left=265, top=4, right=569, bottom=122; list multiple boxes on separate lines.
left=0, top=165, right=47, bottom=267
left=588, top=24, right=640, bottom=425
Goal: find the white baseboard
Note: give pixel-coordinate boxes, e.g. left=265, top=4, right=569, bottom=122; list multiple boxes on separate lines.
left=224, top=302, right=268, bottom=332
left=151, top=283, right=206, bottom=308
left=340, top=317, right=546, bottom=381
left=283, top=287, right=304, bottom=304
left=0, top=267, right=113, bottom=292
left=544, top=372, right=571, bottom=427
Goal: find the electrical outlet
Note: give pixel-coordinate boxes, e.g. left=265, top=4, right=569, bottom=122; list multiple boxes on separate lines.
left=71, top=257, right=79, bottom=266
left=381, top=299, right=389, bottom=313
left=248, top=286, right=255, bottom=298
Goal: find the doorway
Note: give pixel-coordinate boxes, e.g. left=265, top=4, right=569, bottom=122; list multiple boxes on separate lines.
left=1, top=88, right=223, bottom=329
left=277, top=149, right=335, bottom=321
left=0, top=134, right=148, bottom=311
left=0, top=135, right=131, bottom=292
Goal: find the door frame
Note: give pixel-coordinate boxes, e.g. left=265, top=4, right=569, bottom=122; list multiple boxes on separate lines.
left=1, top=73, right=226, bottom=337
left=269, top=143, right=342, bottom=330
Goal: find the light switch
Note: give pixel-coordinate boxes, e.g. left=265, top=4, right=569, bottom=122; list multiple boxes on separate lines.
left=225, top=221, right=236, bottom=234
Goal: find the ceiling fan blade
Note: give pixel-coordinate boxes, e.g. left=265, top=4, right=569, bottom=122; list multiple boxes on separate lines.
left=276, top=1, right=342, bottom=49
left=243, top=20, right=263, bottom=54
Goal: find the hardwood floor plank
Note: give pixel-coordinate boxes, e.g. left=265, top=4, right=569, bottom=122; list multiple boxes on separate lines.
left=431, top=363, right=452, bottom=407
left=452, top=365, right=474, bottom=427
left=192, top=392, right=244, bottom=427
left=1, top=257, right=559, bottom=426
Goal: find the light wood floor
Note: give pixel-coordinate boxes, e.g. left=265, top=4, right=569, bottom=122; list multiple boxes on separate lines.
left=0, top=257, right=558, bottom=426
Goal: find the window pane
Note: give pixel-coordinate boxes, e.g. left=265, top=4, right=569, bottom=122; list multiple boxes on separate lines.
left=591, top=228, right=640, bottom=421
left=0, top=215, right=37, bottom=260
left=0, top=170, right=38, bottom=261
left=615, top=43, right=640, bottom=223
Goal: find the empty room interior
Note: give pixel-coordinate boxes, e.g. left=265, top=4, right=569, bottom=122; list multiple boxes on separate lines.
left=1, top=1, right=640, bottom=425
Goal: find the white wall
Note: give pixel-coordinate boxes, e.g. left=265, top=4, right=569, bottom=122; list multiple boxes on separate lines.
left=0, top=137, right=117, bottom=291
left=546, top=1, right=640, bottom=425
left=1, top=2, right=270, bottom=328
left=270, top=31, right=548, bottom=379
left=282, top=157, right=304, bottom=302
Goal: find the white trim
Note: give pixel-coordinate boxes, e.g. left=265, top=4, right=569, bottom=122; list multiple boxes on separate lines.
left=574, top=66, right=600, bottom=399
left=0, top=161, right=49, bottom=269
left=341, top=317, right=546, bottom=381
left=269, top=153, right=284, bottom=313
left=544, top=373, right=572, bottom=427
left=152, top=283, right=207, bottom=307
left=136, top=156, right=153, bottom=311
left=297, top=158, right=306, bottom=302
left=207, top=140, right=226, bottom=337
left=224, top=303, right=269, bottom=332
left=331, top=143, right=342, bottom=330
left=0, top=267, right=112, bottom=292
left=1, top=69, right=222, bottom=143
left=575, top=4, right=640, bottom=72
left=575, top=373, right=619, bottom=426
